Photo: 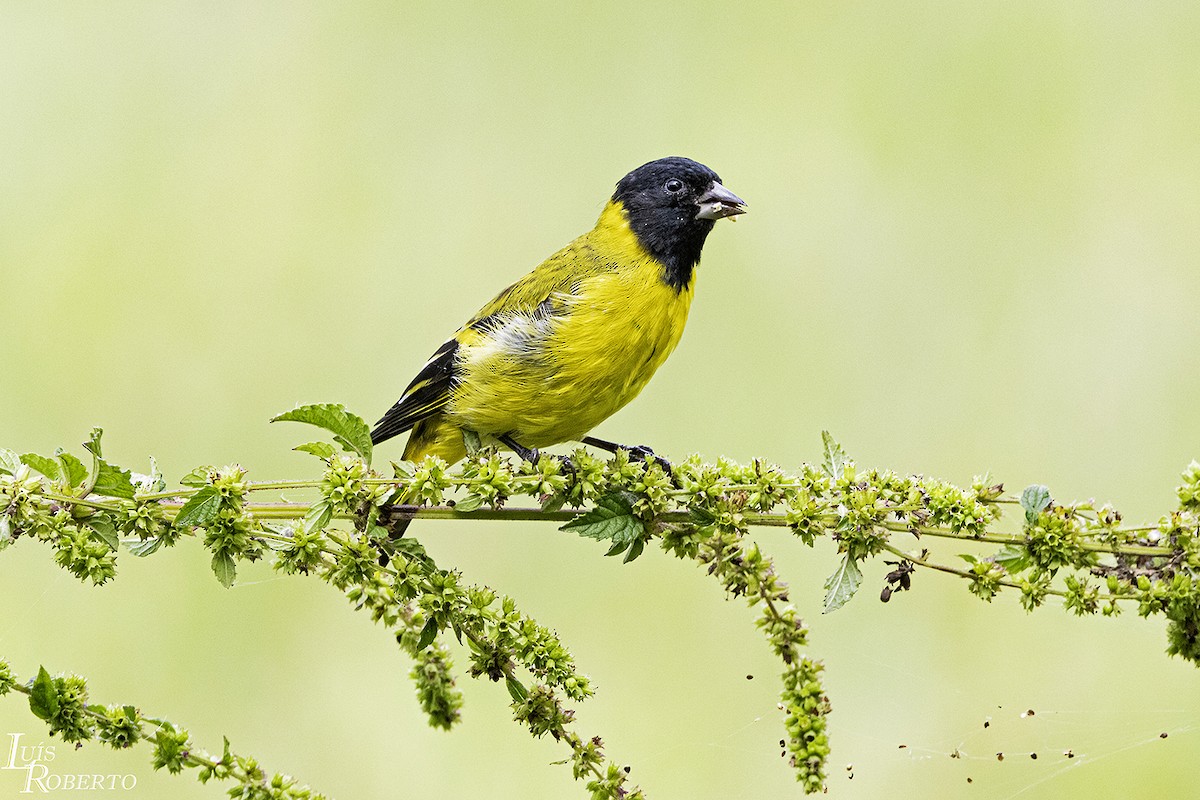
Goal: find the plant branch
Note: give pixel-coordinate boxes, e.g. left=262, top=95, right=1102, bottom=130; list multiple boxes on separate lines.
left=3, top=411, right=1199, bottom=800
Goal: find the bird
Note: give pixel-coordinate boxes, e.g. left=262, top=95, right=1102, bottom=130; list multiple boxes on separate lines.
left=370, top=156, right=746, bottom=472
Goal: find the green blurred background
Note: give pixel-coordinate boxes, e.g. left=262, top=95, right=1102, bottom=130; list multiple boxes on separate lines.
left=2, top=2, right=1199, bottom=797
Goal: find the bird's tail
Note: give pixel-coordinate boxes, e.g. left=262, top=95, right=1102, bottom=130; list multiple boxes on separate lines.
left=373, top=417, right=466, bottom=565
left=375, top=512, right=413, bottom=569
left=401, top=416, right=468, bottom=465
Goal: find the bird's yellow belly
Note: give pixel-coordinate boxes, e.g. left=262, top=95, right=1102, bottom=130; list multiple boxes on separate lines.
left=446, top=264, right=693, bottom=448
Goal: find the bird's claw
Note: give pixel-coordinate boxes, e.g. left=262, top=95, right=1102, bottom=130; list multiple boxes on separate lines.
left=626, top=445, right=673, bottom=475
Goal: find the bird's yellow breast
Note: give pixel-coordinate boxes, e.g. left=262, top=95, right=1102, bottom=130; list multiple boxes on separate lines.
left=445, top=201, right=695, bottom=449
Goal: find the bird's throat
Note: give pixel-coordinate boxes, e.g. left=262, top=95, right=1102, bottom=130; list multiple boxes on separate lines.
left=595, top=201, right=710, bottom=292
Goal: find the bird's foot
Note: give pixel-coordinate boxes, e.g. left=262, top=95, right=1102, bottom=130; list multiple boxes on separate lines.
left=625, top=444, right=673, bottom=475
left=580, top=435, right=674, bottom=477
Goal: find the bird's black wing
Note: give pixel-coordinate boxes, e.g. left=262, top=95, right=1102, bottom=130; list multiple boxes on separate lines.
left=371, top=338, right=459, bottom=445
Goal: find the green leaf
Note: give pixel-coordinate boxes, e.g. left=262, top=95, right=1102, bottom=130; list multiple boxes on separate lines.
left=822, top=554, right=863, bottom=614
left=540, top=494, right=566, bottom=513
left=603, top=539, right=629, bottom=557
left=622, top=536, right=646, bottom=563
left=371, top=526, right=431, bottom=567
left=211, top=551, right=236, bottom=588
left=1020, top=485, right=1052, bottom=523
left=222, top=735, right=232, bottom=764
left=560, top=491, right=645, bottom=553
left=293, top=442, right=336, bottom=460
left=271, top=403, right=373, bottom=463
left=390, top=460, right=415, bottom=480
left=179, top=466, right=212, bottom=488
left=83, top=428, right=104, bottom=459
left=0, top=449, right=21, bottom=475
left=461, top=429, right=483, bottom=456
left=302, top=500, right=333, bottom=534
left=20, top=454, right=62, bottom=482
left=145, top=456, right=166, bottom=493
left=505, top=676, right=528, bottom=703
left=29, top=666, right=59, bottom=721
left=56, top=451, right=89, bottom=488
left=86, top=514, right=120, bottom=551
left=175, top=486, right=223, bottom=527
left=958, top=553, right=978, bottom=565
left=416, top=619, right=439, bottom=651
left=821, top=431, right=849, bottom=481
left=992, top=544, right=1032, bottom=574
left=93, top=460, right=136, bottom=499
left=127, top=537, right=164, bottom=557
left=390, top=536, right=432, bottom=564
left=453, top=494, right=485, bottom=513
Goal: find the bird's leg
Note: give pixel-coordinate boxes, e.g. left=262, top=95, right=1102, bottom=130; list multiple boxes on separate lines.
left=580, top=435, right=673, bottom=474
left=498, top=433, right=540, bottom=463
left=498, top=434, right=576, bottom=473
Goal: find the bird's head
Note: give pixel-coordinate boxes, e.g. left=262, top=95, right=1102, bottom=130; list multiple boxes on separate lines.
left=611, top=156, right=746, bottom=291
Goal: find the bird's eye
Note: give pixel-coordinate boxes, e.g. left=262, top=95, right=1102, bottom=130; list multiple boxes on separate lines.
left=664, top=179, right=684, bottom=194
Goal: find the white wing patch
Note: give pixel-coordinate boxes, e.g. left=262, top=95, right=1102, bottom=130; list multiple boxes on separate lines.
left=464, top=291, right=573, bottom=369
left=470, top=312, right=555, bottom=364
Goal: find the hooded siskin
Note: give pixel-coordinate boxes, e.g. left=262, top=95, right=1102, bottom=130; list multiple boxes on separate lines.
left=371, top=156, right=746, bottom=464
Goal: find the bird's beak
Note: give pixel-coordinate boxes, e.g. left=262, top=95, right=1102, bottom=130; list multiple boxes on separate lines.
left=695, top=182, right=748, bottom=220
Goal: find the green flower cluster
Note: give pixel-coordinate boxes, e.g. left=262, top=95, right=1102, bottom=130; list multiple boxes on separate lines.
left=409, top=640, right=462, bottom=731
left=1024, top=504, right=1098, bottom=572
left=959, top=555, right=1006, bottom=602
left=52, top=521, right=117, bottom=585
left=95, top=704, right=141, bottom=749
left=271, top=466, right=605, bottom=786
left=395, top=456, right=449, bottom=507
left=1135, top=572, right=1200, bottom=662
left=115, top=497, right=169, bottom=542
left=780, top=658, right=830, bottom=794
left=173, top=465, right=264, bottom=587
left=1, top=466, right=118, bottom=584
left=0, top=660, right=325, bottom=800
left=1177, top=460, right=1200, bottom=510
left=151, top=723, right=191, bottom=773
left=29, top=668, right=93, bottom=744
left=781, top=466, right=1001, bottom=554
left=320, top=455, right=391, bottom=516
left=578, top=760, right=646, bottom=800
left=660, top=467, right=826, bottom=790
left=6, top=408, right=1200, bottom=800
left=454, top=451, right=517, bottom=511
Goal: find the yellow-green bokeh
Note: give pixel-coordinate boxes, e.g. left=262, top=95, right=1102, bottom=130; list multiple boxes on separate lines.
left=2, top=3, right=1198, bottom=798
